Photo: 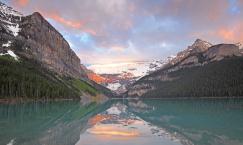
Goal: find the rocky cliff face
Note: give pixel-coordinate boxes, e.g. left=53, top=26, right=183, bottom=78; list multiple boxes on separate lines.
left=204, top=44, right=241, bottom=61
left=169, top=39, right=212, bottom=66
left=0, top=2, right=83, bottom=78
left=161, top=39, right=243, bottom=73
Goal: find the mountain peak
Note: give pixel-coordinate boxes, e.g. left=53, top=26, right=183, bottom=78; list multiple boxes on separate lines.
left=194, top=38, right=204, bottom=43
left=168, top=39, right=212, bottom=66
left=192, top=39, right=212, bottom=48
left=187, top=39, right=213, bottom=54
left=32, top=12, right=43, bottom=18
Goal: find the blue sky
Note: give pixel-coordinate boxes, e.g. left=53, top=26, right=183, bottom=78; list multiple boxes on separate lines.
left=5, top=0, right=243, bottom=64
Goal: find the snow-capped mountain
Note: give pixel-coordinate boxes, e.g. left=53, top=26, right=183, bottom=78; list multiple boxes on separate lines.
left=0, top=2, right=22, bottom=60
left=0, top=2, right=114, bottom=99
left=87, top=58, right=174, bottom=94
left=0, top=2, right=83, bottom=78
left=88, top=38, right=242, bottom=94
left=88, top=59, right=173, bottom=78
left=0, top=2, right=22, bottom=37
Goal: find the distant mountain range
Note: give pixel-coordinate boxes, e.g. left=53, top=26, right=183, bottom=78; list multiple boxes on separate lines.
left=87, top=58, right=174, bottom=94
left=87, top=39, right=243, bottom=98
left=126, top=39, right=243, bottom=98
left=0, top=2, right=113, bottom=101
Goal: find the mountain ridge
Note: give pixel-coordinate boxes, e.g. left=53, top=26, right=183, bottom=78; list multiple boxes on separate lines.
left=0, top=2, right=85, bottom=78
left=0, top=2, right=113, bottom=100
left=126, top=39, right=243, bottom=98
left=87, top=59, right=172, bottom=94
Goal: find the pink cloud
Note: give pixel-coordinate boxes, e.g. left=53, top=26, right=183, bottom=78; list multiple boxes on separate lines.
left=190, top=21, right=243, bottom=44
left=47, top=12, right=85, bottom=29
left=216, top=22, right=243, bottom=42
left=16, top=0, right=29, bottom=7
left=35, top=10, right=97, bottom=36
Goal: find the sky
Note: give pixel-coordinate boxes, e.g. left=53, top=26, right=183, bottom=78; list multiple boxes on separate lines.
left=4, top=0, right=243, bottom=65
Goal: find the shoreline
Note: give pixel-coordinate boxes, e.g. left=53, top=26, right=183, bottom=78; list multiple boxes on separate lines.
left=111, top=96, right=243, bottom=100
left=0, top=98, right=78, bottom=104
left=1, top=96, right=243, bottom=104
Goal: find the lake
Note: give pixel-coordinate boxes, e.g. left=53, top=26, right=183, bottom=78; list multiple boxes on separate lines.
left=0, top=99, right=243, bottom=145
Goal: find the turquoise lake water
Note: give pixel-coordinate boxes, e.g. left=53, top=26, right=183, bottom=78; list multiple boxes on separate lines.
left=0, top=99, right=243, bottom=145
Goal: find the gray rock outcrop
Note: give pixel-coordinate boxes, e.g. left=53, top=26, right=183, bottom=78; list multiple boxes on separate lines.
left=0, top=2, right=84, bottom=78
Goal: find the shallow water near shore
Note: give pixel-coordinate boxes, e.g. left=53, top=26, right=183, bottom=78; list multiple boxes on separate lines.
left=0, top=98, right=243, bottom=145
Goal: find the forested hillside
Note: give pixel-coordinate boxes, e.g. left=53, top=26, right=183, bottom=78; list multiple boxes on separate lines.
left=131, top=57, right=243, bottom=98
left=0, top=55, right=100, bottom=100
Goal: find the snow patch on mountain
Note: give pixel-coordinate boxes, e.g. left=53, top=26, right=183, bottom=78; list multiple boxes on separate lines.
left=2, top=40, right=12, bottom=47
left=0, top=50, right=19, bottom=61
left=88, top=58, right=173, bottom=78
left=0, top=3, right=22, bottom=17
left=0, top=2, right=22, bottom=37
left=88, top=57, right=174, bottom=93
left=107, top=82, right=122, bottom=91
left=7, top=24, right=20, bottom=36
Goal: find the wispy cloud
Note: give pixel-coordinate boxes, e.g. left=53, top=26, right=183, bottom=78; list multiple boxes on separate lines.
left=7, top=0, right=243, bottom=64
left=47, top=12, right=85, bottom=29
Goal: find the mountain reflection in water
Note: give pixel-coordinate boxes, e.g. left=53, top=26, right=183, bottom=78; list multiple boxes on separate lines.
left=1, top=99, right=243, bottom=145
left=76, top=102, right=190, bottom=145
